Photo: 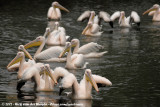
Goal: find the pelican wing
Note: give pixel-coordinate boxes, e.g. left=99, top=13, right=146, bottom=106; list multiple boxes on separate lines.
left=78, top=42, right=104, bottom=54
left=130, top=11, right=140, bottom=23
left=71, top=54, right=85, bottom=68
left=110, top=11, right=120, bottom=21
left=35, top=46, right=63, bottom=60
left=99, top=11, right=111, bottom=22
left=77, top=11, right=91, bottom=21
left=47, top=7, right=53, bottom=19
left=92, top=75, right=112, bottom=87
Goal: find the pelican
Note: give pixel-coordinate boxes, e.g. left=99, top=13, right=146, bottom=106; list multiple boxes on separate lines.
left=45, top=22, right=69, bottom=46
left=47, top=1, right=69, bottom=20
left=77, top=11, right=113, bottom=28
left=59, top=69, right=112, bottom=99
left=71, top=39, right=107, bottom=58
left=110, top=11, right=140, bottom=27
left=7, top=51, right=40, bottom=90
left=82, top=21, right=103, bottom=36
left=59, top=42, right=88, bottom=69
left=24, top=36, right=66, bottom=62
left=143, top=4, right=160, bottom=21
left=79, top=11, right=103, bottom=36
left=7, top=52, right=57, bottom=91
left=20, top=64, right=57, bottom=91
left=7, top=45, right=34, bottom=72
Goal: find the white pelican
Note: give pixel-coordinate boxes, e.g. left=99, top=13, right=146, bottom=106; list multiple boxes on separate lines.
left=45, top=22, right=69, bottom=46
left=59, top=42, right=88, bottom=69
left=79, top=11, right=103, bottom=36
left=82, top=21, right=103, bottom=36
left=77, top=11, right=113, bottom=28
left=59, top=69, right=112, bottom=99
left=7, top=45, right=34, bottom=72
left=111, top=11, right=140, bottom=27
left=6, top=51, right=39, bottom=90
left=24, top=36, right=66, bottom=62
left=7, top=52, right=57, bottom=91
left=20, top=64, right=57, bottom=91
left=71, top=39, right=107, bottom=58
left=47, top=1, right=69, bottom=20
left=143, top=4, right=160, bottom=21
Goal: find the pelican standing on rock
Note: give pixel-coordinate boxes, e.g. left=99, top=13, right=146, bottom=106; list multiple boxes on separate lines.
left=71, top=39, right=107, bottom=58
left=111, top=11, right=140, bottom=27
left=143, top=4, right=160, bottom=21
left=59, top=42, right=88, bottom=69
left=59, top=69, right=112, bottom=99
left=47, top=1, right=69, bottom=20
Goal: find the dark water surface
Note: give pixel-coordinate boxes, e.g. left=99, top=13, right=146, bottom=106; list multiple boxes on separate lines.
left=0, top=0, right=160, bottom=106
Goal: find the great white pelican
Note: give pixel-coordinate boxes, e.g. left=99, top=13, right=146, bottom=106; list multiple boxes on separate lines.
left=59, top=69, right=112, bottom=99
left=7, top=45, right=34, bottom=72
left=79, top=11, right=103, bottom=36
left=24, top=36, right=66, bottom=62
left=111, top=11, right=140, bottom=27
left=45, top=22, right=69, bottom=46
left=59, top=42, right=88, bottom=69
left=47, top=1, right=69, bottom=20
left=71, top=39, right=107, bottom=58
left=143, top=4, right=160, bottom=21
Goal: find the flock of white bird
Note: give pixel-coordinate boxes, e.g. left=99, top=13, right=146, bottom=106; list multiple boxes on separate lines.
left=6, top=1, right=160, bottom=100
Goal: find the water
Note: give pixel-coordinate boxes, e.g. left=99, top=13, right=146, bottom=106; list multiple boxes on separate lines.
left=0, top=0, right=160, bottom=106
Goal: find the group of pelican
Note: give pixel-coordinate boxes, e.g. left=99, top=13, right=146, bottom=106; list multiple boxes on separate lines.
left=79, top=4, right=160, bottom=36
left=6, top=1, right=113, bottom=100
left=6, top=2, right=160, bottom=100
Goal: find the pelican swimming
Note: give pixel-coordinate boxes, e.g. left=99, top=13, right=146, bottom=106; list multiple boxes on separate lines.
left=71, top=39, right=107, bottom=58
left=77, top=11, right=113, bottom=28
left=24, top=36, right=66, bottom=62
left=19, top=64, right=57, bottom=91
left=59, top=42, right=88, bottom=69
left=47, top=1, right=69, bottom=20
left=7, top=51, right=42, bottom=90
left=79, top=11, right=103, bottom=36
left=143, top=4, right=160, bottom=21
left=111, top=11, right=140, bottom=27
left=7, top=45, right=34, bottom=72
left=59, top=69, right=112, bottom=99
left=45, top=22, right=69, bottom=46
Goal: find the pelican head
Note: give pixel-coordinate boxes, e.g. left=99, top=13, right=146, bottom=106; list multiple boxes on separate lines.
left=18, top=45, right=33, bottom=60
left=71, top=39, right=79, bottom=47
left=89, top=11, right=95, bottom=22
left=43, top=27, right=51, bottom=38
left=24, top=36, right=45, bottom=49
left=143, top=4, right=160, bottom=15
left=85, top=69, right=99, bottom=92
left=52, top=1, right=69, bottom=12
left=59, top=42, right=71, bottom=58
left=82, top=22, right=92, bottom=35
left=119, top=11, right=125, bottom=24
left=54, top=22, right=60, bottom=30
left=40, top=64, right=58, bottom=84
left=7, top=52, right=28, bottom=68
